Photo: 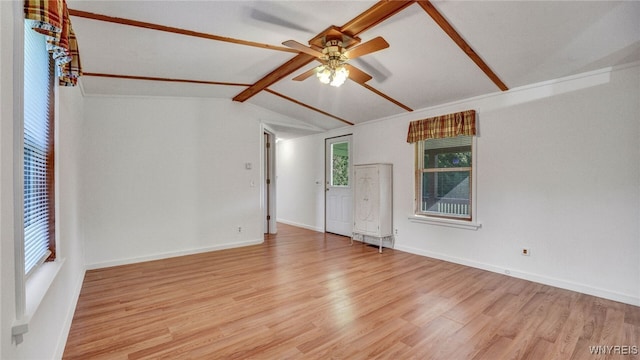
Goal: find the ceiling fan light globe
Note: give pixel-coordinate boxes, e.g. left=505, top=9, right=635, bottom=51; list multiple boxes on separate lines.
left=330, top=79, right=344, bottom=87
left=317, top=67, right=332, bottom=82
left=336, top=66, right=349, bottom=79
left=317, top=69, right=331, bottom=84
left=329, top=67, right=346, bottom=87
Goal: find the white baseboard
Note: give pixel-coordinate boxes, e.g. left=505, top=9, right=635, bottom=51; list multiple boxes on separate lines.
left=54, top=267, right=86, bottom=360
left=86, top=238, right=264, bottom=270
left=395, top=244, right=640, bottom=307
left=276, top=219, right=324, bottom=233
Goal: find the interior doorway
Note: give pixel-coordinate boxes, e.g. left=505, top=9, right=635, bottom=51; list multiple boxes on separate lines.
left=325, top=134, right=353, bottom=237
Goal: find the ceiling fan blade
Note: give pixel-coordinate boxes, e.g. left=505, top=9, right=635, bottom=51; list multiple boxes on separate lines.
left=249, top=9, right=314, bottom=33
left=344, top=64, right=372, bottom=84
left=292, top=67, right=318, bottom=81
left=353, top=57, right=390, bottom=83
left=344, top=36, right=389, bottom=59
left=282, top=40, right=323, bottom=58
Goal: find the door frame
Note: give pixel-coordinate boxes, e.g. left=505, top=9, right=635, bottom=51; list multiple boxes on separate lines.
left=262, top=128, right=277, bottom=234
left=324, top=134, right=353, bottom=235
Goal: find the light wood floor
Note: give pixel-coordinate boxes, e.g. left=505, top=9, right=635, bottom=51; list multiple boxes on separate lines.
left=64, top=224, right=640, bottom=359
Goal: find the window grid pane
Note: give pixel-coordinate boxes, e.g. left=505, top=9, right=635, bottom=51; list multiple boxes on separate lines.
left=421, top=170, right=471, bottom=217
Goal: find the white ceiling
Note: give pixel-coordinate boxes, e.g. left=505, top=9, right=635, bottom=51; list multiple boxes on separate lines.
left=68, top=1, right=640, bottom=139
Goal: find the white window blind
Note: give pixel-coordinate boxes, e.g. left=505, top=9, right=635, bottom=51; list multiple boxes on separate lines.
left=23, top=20, right=55, bottom=276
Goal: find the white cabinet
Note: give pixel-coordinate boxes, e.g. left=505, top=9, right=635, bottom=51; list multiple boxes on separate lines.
left=352, top=163, right=393, bottom=252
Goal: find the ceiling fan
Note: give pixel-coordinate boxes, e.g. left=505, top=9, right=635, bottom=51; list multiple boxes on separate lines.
left=282, top=26, right=389, bottom=87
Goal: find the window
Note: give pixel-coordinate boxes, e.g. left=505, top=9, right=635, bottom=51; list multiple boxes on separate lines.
left=407, top=110, right=477, bottom=225
left=416, top=135, right=473, bottom=220
left=331, top=141, right=349, bottom=187
left=23, top=20, right=56, bottom=276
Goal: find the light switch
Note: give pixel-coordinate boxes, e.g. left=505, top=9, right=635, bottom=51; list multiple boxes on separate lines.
left=245, top=162, right=252, bottom=170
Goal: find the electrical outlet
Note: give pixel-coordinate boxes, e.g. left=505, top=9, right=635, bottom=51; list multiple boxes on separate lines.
left=394, top=228, right=398, bottom=235
left=238, top=226, right=242, bottom=233
left=522, top=248, right=530, bottom=256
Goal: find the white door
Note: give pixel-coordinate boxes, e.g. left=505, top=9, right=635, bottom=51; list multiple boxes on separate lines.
left=325, top=135, right=353, bottom=236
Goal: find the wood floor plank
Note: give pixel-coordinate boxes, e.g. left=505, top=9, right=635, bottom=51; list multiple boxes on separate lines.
left=472, top=334, right=514, bottom=360
left=626, top=304, right=640, bottom=327
left=596, top=306, right=627, bottom=359
left=63, top=223, right=640, bottom=359
left=403, top=315, right=466, bottom=359
left=622, top=324, right=640, bottom=360
left=546, top=293, right=592, bottom=360
left=440, top=313, right=500, bottom=359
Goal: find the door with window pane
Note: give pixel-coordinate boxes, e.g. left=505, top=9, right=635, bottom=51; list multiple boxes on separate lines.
left=325, top=135, right=353, bottom=236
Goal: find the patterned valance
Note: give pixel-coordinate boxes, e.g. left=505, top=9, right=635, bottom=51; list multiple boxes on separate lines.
left=24, top=0, right=82, bottom=86
left=406, top=110, right=476, bottom=143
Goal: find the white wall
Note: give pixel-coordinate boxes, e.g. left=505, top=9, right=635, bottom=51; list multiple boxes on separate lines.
left=81, top=96, right=264, bottom=268
left=277, top=64, right=640, bottom=305
left=1, top=2, right=87, bottom=358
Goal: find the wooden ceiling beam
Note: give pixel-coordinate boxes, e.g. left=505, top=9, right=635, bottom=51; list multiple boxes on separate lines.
left=233, top=53, right=316, bottom=102
left=233, top=1, right=415, bottom=104
left=83, top=72, right=251, bottom=87
left=265, top=89, right=354, bottom=126
left=359, top=83, right=413, bottom=112
left=416, top=1, right=508, bottom=91
left=68, top=9, right=298, bottom=54
left=341, top=1, right=415, bottom=37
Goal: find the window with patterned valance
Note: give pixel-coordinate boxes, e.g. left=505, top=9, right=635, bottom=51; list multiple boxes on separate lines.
left=408, top=110, right=477, bottom=222
left=21, top=0, right=82, bottom=278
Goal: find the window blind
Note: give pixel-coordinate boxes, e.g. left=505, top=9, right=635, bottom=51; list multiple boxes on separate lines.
left=423, top=134, right=473, bottom=150
left=24, top=20, right=55, bottom=276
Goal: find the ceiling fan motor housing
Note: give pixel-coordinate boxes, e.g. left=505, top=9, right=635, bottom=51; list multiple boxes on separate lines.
left=322, top=39, right=348, bottom=68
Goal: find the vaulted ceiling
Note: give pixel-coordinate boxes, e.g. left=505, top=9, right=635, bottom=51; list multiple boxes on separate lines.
left=67, top=1, right=640, bottom=139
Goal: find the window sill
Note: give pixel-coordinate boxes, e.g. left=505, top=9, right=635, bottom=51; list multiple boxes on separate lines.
left=12, top=258, right=65, bottom=338
left=409, top=215, right=482, bottom=230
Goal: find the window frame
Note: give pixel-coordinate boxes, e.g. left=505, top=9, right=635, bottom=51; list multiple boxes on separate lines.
left=23, top=19, right=56, bottom=277
left=12, top=14, right=63, bottom=342
left=330, top=141, right=350, bottom=187
left=411, top=135, right=480, bottom=230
